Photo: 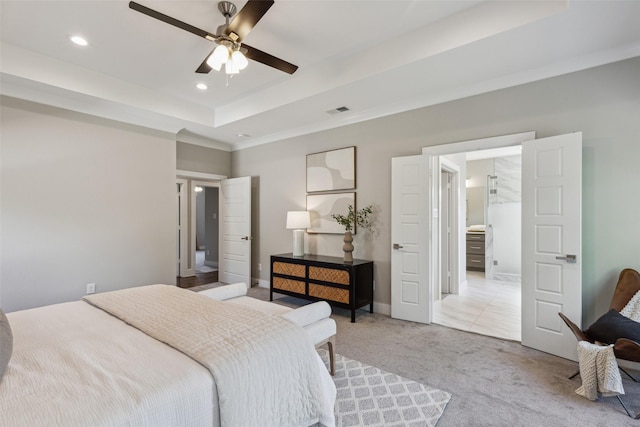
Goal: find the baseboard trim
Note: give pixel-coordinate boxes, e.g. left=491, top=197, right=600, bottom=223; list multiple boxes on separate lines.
left=256, top=278, right=269, bottom=288
left=374, top=302, right=391, bottom=316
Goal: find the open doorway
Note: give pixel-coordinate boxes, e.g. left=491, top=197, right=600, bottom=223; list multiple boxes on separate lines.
left=194, top=184, right=219, bottom=274
left=176, top=174, right=223, bottom=288
left=433, top=146, right=522, bottom=341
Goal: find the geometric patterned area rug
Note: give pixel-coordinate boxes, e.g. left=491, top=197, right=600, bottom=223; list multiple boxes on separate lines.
left=318, top=349, right=452, bottom=427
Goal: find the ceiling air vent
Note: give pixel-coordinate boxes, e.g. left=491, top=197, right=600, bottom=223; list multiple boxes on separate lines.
left=326, top=106, right=350, bottom=115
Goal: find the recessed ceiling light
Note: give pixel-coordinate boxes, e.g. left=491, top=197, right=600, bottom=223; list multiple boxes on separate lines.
left=70, top=35, right=88, bottom=46
left=196, top=83, right=208, bottom=90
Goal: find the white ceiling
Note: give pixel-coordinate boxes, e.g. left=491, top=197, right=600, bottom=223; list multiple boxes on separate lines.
left=2, top=0, right=640, bottom=151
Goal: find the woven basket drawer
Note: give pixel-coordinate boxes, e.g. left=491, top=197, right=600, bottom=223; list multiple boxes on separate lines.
left=309, top=266, right=349, bottom=286
left=309, top=284, right=349, bottom=304
left=273, top=277, right=305, bottom=294
left=273, top=261, right=305, bottom=278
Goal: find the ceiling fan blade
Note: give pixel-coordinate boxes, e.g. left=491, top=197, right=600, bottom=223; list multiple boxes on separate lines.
left=129, top=1, right=216, bottom=41
left=243, top=43, right=298, bottom=75
left=225, top=0, right=274, bottom=42
left=195, top=49, right=215, bottom=74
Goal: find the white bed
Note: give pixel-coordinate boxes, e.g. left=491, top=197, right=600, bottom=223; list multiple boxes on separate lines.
left=0, top=285, right=336, bottom=426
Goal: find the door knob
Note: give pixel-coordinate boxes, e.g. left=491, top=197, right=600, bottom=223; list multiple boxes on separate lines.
left=555, top=254, right=576, bottom=263
left=241, top=236, right=253, bottom=240
left=393, top=243, right=403, bottom=250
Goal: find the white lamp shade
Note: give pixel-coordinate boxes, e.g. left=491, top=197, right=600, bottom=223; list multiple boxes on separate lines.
left=232, top=50, right=249, bottom=70
left=225, top=60, right=239, bottom=75
left=286, top=211, right=311, bottom=229
left=206, top=57, right=223, bottom=71
left=212, top=44, right=229, bottom=63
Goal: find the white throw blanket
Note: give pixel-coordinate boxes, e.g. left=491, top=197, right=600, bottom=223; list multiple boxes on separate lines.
left=621, top=290, right=640, bottom=322
left=84, top=285, right=335, bottom=427
left=575, top=341, right=624, bottom=400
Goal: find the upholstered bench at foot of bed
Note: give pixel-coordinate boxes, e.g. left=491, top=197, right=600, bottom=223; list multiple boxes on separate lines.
left=198, top=283, right=336, bottom=375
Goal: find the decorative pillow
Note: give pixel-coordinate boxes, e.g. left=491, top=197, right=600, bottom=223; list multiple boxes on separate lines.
left=0, top=307, right=13, bottom=382
left=620, top=290, right=640, bottom=322
left=586, top=309, right=640, bottom=345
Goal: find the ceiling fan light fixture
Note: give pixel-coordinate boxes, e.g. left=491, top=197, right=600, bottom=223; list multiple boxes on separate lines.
left=206, top=54, right=224, bottom=71
left=212, top=44, right=230, bottom=63
left=225, top=60, right=239, bottom=75
left=232, top=50, right=248, bottom=70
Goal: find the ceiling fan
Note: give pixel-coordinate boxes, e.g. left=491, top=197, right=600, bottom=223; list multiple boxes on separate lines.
left=129, top=0, right=298, bottom=75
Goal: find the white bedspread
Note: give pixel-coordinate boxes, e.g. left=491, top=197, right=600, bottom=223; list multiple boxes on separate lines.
left=1, top=285, right=336, bottom=427
left=1, top=300, right=215, bottom=426
left=84, top=284, right=335, bottom=427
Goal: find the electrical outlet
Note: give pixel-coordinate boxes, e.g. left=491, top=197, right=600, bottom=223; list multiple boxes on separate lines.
left=258, top=263, right=262, bottom=271
left=86, top=283, right=96, bottom=294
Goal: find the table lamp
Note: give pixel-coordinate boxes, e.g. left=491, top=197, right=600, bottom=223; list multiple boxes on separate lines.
left=286, top=211, right=311, bottom=257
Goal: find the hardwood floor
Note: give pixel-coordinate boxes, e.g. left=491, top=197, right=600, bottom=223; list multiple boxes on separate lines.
left=177, top=271, right=218, bottom=289
left=433, top=270, right=521, bottom=341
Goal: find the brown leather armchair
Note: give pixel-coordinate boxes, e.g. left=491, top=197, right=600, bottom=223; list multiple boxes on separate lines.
left=558, top=268, right=640, bottom=419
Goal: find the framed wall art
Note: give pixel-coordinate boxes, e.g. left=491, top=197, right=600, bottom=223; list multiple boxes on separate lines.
left=306, top=192, right=355, bottom=234
left=306, top=146, right=355, bottom=193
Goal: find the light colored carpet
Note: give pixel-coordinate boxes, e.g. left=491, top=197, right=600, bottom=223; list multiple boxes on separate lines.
left=192, top=283, right=640, bottom=426
left=318, top=349, right=450, bottom=427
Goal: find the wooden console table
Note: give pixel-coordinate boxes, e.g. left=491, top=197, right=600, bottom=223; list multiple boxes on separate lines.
left=270, top=253, right=374, bottom=322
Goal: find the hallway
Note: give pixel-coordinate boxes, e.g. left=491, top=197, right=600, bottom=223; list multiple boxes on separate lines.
left=433, top=271, right=521, bottom=341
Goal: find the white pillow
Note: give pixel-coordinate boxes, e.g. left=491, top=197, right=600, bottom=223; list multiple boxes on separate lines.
left=198, top=282, right=247, bottom=301
left=620, top=290, right=640, bottom=322
left=281, top=301, right=332, bottom=328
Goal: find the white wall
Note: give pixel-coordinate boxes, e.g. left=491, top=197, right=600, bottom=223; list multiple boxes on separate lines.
left=1, top=97, right=177, bottom=312
left=232, top=57, right=640, bottom=326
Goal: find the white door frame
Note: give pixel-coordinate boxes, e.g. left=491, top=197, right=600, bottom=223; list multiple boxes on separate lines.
left=439, top=158, right=460, bottom=296
left=422, top=132, right=536, bottom=322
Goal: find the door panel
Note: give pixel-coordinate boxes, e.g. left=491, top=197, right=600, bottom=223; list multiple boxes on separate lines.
left=219, top=176, right=251, bottom=287
left=521, top=132, right=582, bottom=360
left=391, top=155, right=430, bottom=323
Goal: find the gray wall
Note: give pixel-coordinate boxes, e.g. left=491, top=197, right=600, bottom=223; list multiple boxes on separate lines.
left=232, top=57, right=640, bottom=325
left=177, top=141, right=231, bottom=177
left=0, top=97, right=177, bottom=312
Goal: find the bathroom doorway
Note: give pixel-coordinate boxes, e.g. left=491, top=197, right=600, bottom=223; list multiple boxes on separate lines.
left=433, top=146, right=522, bottom=341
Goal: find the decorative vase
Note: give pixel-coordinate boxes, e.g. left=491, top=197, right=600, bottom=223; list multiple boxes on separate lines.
left=343, top=231, right=354, bottom=263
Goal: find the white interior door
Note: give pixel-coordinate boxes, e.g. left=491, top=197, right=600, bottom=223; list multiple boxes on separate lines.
left=391, top=155, right=430, bottom=323
left=219, top=176, right=252, bottom=287
left=521, top=132, right=582, bottom=361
